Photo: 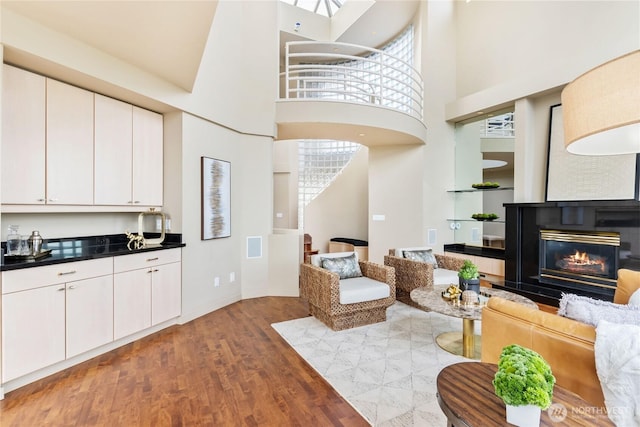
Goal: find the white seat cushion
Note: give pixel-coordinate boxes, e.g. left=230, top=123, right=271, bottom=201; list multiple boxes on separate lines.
left=433, top=268, right=459, bottom=286
left=339, top=276, right=390, bottom=304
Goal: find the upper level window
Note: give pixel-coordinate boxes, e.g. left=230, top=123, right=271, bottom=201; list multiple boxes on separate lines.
left=280, top=0, right=343, bottom=17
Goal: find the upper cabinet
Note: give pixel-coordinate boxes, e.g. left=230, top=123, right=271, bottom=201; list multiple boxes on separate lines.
left=94, top=96, right=163, bottom=207
left=1, top=64, right=46, bottom=205
left=47, top=79, right=94, bottom=205
left=1, top=65, right=163, bottom=212
left=94, top=94, right=134, bottom=205
left=132, top=106, right=163, bottom=207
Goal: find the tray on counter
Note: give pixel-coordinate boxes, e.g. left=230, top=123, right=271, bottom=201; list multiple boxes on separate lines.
left=4, top=249, right=53, bottom=262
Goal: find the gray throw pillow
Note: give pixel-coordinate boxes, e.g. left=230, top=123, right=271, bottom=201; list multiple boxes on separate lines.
left=403, top=249, right=438, bottom=268
left=321, top=253, right=362, bottom=279
left=558, top=293, right=640, bottom=327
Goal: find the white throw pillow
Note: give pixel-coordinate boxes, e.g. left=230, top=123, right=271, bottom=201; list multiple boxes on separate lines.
left=557, top=293, right=640, bottom=327
left=628, top=288, right=640, bottom=307
left=595, top=320, right=640, bottom=427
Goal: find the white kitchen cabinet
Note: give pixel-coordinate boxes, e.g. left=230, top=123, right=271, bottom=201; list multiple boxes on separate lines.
left=113, top=268, right=152, bottom=340
left=46, top=79, right=94, bottom=205
left=113, top=248, right=181, bottom=339
left=94, top=94, right=134, bottom=205
left=1, top=258, right=113, bottom=382
left=95, top=96, right=163, bottom=207
left=1, top=67, right=164, bottom=212
left=133, top=106, right=164, bottom=206
left=2, top=284, right=66, bottom=382
left=151, top=261, right=182, bottom=325
left=1, top=64, right=46, bottom=205
left=65, top=275, right=114, bottom=358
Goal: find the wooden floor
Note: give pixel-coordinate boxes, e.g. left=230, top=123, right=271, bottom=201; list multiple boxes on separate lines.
left=0, top=297, right=369, bottom=427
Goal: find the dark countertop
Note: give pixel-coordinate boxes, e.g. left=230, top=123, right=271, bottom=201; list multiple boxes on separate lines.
left=1, top=233, right=185, bottom=271
left=444, top=243, right=505, bottom=260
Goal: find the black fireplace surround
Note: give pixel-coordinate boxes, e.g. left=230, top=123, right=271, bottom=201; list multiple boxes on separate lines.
left=494, top=200, right=640, bottom=306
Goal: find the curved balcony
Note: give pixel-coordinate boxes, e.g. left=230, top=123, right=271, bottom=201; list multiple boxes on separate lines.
left=276, top=41, right=427, bottom=146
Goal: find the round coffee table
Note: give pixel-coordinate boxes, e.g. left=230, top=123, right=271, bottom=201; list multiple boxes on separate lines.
left=437, top=362, right=614, bottom=426
left=410, top=285, right=537, bottom=359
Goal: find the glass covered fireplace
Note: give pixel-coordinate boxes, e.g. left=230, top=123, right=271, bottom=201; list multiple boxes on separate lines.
left=539, top=229, right=619, bottom=293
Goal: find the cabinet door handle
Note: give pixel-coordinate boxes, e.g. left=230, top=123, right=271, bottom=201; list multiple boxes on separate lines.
left=48, top=198, right=59, bottom=202
left=147, top=269, right=153, bottom=274
left=57, top=287, right=65, bottom=292
left=68, top=285, right=76, bottom=290
left=153, top=269, right=159, bottom=272
left=146, top=257, right=159, bottom=262
left=58, top=270, right=77, bottom=276
left=133, top=201, right=140, bottom=204
left=37, top=198, right=46, bottom=202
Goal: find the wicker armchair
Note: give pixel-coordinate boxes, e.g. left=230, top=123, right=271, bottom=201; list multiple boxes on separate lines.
left=299, top=255, right=396, bottom=331
left=384, top=248, right=466, bottom=306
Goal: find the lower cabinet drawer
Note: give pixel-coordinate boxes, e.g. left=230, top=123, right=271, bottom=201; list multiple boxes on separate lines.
left=2, top=257, right=113, bottom=294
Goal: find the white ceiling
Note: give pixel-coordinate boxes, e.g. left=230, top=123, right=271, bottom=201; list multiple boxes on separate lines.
left=2, top=1, right=218, bottom=92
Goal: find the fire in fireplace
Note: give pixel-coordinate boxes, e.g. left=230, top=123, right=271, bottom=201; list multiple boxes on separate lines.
left=539, top=229, right=619, bottom=292
left=557, top=249, right=608, bottom=276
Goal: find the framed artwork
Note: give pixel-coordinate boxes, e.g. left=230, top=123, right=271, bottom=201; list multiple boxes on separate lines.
left=545, top=104, right=639, bottom=201
left=201, top=157, right=231, bottom=239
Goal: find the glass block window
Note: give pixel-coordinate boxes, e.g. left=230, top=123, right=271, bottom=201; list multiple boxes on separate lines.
left=298, top=140, right=361, bottom=228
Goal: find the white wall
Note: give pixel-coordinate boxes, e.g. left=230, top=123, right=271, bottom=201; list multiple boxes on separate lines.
left=368, top=144, right=425, bottom=263
left=304, top=147, right=369, bottom=254
left=455, top=0, right=639, bottom=100
left=449, top=0, right=639, bottom=120
left=418, top=0, right=458, bottom=255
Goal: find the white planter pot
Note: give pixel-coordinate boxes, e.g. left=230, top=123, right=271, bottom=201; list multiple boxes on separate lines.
left=506, top=404, right=541, bottom=427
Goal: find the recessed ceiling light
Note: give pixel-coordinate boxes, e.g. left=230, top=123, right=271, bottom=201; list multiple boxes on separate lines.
left=359, top=133, right=365, bottom=137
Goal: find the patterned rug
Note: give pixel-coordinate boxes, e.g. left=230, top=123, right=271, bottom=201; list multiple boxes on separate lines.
left=272, top=302, right=480, bottom=426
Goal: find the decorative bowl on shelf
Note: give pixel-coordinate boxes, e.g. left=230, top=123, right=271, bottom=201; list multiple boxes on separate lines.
left=471, top=213, right=499, bottom=221
left=472, top=182, right=500, bottom=189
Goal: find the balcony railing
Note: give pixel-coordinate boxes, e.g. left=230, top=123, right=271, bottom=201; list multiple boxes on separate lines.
left=282, top=41, right=424, bottom=120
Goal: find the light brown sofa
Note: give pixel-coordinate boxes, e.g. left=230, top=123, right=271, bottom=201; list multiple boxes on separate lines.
left=481, top=268, right=640, bottom=408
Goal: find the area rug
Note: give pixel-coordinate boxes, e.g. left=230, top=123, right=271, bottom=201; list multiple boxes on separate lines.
left=272, top=302, right=478, bottom=426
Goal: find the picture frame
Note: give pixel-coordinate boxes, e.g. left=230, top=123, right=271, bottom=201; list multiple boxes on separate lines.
left=201, top=157, right=231, bottom=239
left=545, top=104, right=639, bottom=201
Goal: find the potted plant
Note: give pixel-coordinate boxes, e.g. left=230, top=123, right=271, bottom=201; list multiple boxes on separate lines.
left=493, top=344, right=556, bottom=427
left=458, top=260, right=480, bottom=293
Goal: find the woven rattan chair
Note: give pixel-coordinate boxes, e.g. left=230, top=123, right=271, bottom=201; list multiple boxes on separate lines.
left=299, top=254, right=396, bottom=331
left=384, top=248, right=466, bottom=306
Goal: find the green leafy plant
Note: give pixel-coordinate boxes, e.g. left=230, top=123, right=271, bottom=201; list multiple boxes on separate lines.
left=458, top=260, right=479, bottom=280
left=493, top=344, right=556, bottom=409
left=472, top=181, right=500, bottom=188
left=471, top=213, right=499, bottom=221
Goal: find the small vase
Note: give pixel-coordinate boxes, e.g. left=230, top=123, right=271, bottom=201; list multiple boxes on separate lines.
left=506, top=404, right=541, bottom=427
left=459, top=277, right=480, bottom=293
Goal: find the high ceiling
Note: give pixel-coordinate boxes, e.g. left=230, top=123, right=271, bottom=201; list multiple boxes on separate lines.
left=1, top=1, right=218, bottom=92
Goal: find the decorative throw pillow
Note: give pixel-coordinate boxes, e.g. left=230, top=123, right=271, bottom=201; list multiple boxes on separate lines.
left=594, top=320, right=640, bottom=427
left=321, top=253, right=362, bottom=279
left=403, top=249, right=438, bottom=268
left=558, top=293, right=640, bottom=327
left=628, top=288, right=640, bottom=307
